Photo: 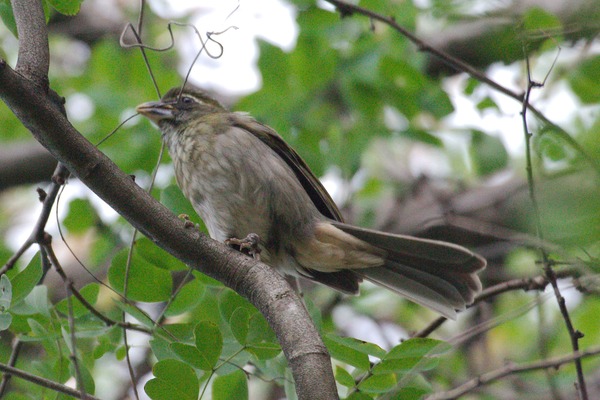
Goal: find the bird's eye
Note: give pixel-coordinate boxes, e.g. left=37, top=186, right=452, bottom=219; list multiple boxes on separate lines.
left=180, top=96, right=195, bottom=104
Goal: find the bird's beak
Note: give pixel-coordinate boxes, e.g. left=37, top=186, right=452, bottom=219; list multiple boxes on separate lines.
left=136, top=101, right=175, bottom=123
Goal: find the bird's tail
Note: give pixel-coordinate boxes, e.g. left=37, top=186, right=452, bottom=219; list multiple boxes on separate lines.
left=332, top=222, right=486, bottom=320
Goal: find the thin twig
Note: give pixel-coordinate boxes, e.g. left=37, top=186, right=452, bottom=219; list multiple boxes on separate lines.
left=521, top=52, right=588, bottom=400
left=426, top=346, right=600, bottom=400
left=412, top=270, right=580, bottom=338
left=324, top=0, right=600, bottom=174
left=0, top=362, right=100, bottom=400
left=0, top=164, right=68, bottom=276
left=41, top=239, right=88, bottom=399
left=0, top=338, right=23, bottom=396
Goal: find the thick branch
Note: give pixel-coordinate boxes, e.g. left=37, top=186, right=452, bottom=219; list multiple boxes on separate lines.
left=0, top=61, right=337, bottom=400
left=11, top=0, right=49, bottom=87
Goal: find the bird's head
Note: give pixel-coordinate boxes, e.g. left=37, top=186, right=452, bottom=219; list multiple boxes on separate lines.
left=136, top=86, right=226, bottom=129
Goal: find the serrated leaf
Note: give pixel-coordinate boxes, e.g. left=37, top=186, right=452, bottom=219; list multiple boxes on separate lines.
left=212, top=370, right=248, bottom=400
left=144, top=359, right=199, bottom=400
left=194, top=321, right=222, bottom=371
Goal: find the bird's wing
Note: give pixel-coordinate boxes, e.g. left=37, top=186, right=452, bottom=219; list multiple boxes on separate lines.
left=232, top=115, right=344, bottom=222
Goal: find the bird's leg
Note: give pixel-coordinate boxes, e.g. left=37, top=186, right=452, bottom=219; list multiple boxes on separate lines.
left=226, top=233, right=262, bottom=261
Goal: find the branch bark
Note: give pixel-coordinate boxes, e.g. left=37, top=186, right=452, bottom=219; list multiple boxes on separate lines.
left=0, top=1, right=338, bottom=399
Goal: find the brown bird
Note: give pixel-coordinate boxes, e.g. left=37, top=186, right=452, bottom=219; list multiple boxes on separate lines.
left=137, top=86, right=486, bottom=319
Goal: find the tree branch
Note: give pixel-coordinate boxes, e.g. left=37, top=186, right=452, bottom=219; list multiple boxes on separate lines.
left=0, top=3, right=338, bottom=399
left=325, top=0, right=600, bottom=174
left=11, top=0, right=49, bottom=88
left=426, top=346, right=600, bottom=400
left=1, top=65, right=336, bottom=400
left=0, top=362, right=99, bottom=400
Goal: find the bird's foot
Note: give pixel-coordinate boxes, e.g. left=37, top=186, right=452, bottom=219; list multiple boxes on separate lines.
left=178, top=214, right=198, bottom=229
left=226, top=233, right=262, bottom=261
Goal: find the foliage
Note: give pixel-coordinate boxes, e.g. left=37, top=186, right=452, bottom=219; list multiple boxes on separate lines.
left=1, top=0, right=600, bottom=399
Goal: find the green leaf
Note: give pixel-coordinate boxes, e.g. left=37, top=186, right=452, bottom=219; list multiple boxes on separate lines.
left=0, top=274, right=12, bottom=311
left=522, top=7, right=562, bottom=32
left=0, top=1, right=17, bottom=37
left=113, top=299, right=156, bottom=328
left=219, top=289, right=256, bottom=324
left=55, top=283, right=100, bottom=318
left=346, top=393, right=374, bottom=400
left=384, top=338, right=451, bottom=359
left=160, top=185, right=204, bottom=227
left=373, top=339, right=450, bottom=374
left=323, top=335, right=371, bottom=370
left=63, top=198, right=98, bottom=233
left=194, top=321, right=223, bottom=371
left=327, top=334, right=386, bottom=358
left=229, top=307, right=250, bottom=345
left=164, top=277, right=205, bottom=317
left=334, top=365, right=355, bottom=388
left=245, top=341, right=281, bottom=360
left=108, top=249, right=172, bottom=302
left=69, top=359, right=95, bottom=394
left=476, top=97, right=498, bottom=111
left=15, top=286, right=50, bottom=318
left=170, top=343, right=205, bottom=370
left=372, top=357, right=439, bottom=375
left=569, top=56, right=600, bottom=104
left=470, top=130, right=509, bottom=176
left=357, top=373, right=397, bottom=394
left=47, top=0, right=83, bottom=16
left=150, top=337, right=177, bottom=362
left=212, top=370, right=248, bottom=400
left=536, top=133, right=568, bottom=162
left=9, top=253, right=43, bottom=307
left=145, top=359, right=199, bottom=400
left=135, top=237, right=187, bottom=271
left=0, top=313, right=12, bottom=331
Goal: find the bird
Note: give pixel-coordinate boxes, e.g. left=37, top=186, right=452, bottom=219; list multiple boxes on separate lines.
left=136, top=86, right=486, bottom=319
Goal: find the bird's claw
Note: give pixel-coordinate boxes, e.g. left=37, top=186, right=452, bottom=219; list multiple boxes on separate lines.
left=226, top=233, right=261, bottom=261
left=178, top=214, right=197, bottom=229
